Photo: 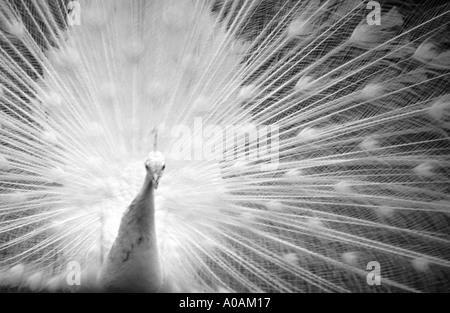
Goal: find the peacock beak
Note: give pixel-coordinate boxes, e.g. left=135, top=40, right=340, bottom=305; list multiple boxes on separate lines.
left=152, top=177, right=160, bottom=190
left=151, top=171, right=163, bottom=190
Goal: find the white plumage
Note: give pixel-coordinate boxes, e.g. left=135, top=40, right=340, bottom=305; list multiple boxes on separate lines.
left=0, top=0, right=449, bottom=292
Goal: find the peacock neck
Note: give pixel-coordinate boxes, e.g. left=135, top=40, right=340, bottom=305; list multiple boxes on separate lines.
left=127, top=173, right=157, bottom=236
left=137, top=173, right=156, bottom=207
left=99, top=173, right=163, bottom=292
left=127, top=174, right=159, bottom=243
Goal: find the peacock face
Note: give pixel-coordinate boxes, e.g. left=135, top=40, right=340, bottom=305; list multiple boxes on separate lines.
left=145, top=151, right=166, bottom=190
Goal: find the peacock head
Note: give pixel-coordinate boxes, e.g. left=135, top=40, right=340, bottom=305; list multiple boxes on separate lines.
left=145, top=151, right=166, bottom=190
